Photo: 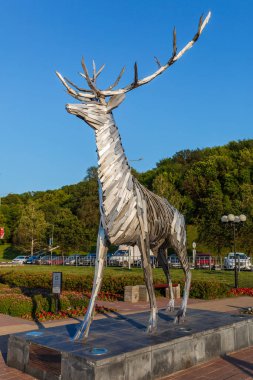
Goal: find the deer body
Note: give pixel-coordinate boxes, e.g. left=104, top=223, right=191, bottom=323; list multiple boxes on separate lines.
left=57, top=11, right=211, bottom=340
left=96, top=115, right=138, bottom=245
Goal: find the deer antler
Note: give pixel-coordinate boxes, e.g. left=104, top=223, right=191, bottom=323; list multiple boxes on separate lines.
left=97, top=11, right=211, bottom=96
left=105, top=67, right=126, bottom=90
left=56, top=12, right=211, bottom=100
left=55, top=71, right=95, bottom=100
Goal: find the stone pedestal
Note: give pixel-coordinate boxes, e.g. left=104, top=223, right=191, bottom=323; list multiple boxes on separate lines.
left=7, top=310, right=253, bottom=380
left=138, top=285, right=149, bottom=302
left=124, top=285, right=139, bottom=303
left=166, top=283, right=181, bottom=299
left=124, top=284, right=180, bottom=303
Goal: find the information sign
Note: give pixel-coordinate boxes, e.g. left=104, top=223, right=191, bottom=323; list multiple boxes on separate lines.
left=52, top=272, right=62, bottom=294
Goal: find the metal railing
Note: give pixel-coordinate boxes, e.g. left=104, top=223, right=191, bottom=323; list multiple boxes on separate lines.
left=21, top=254, right=252, bottom=270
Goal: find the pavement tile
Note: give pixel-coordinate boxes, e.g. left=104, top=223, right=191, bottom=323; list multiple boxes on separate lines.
left=162, top=346, right=253, bottom=380
left=223, top=375, right=251, bottom=380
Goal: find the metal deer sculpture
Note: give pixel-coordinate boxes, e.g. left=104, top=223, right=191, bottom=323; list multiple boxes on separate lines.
left=57, top=12, right=211, bottom=341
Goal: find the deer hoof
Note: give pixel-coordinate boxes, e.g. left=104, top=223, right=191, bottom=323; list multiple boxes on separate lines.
left=174, top=308, right=186, bottom=324
left=166, top=299, right=175, bottom=313
left=146, top=324, right=157, bottom=334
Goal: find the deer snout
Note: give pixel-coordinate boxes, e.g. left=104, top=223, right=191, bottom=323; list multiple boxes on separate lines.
left=65, top=103, right=80, bottom=115
left=65, top=103, right=89, bottom=123
left=65, top=103, right=107, bottom=129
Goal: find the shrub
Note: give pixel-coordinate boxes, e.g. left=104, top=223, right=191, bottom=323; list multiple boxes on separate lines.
left=32, top=294, right=51, bottom=313
left=0, top=288, right=90, bottom=319
left=8, top=299, right=33, bottom=317
left=100, top=275, right=145, bottom=294
left=64, top=292, right=89, bottom=309
left=0, top=271, right=145, bottom=293
left=0, top=294, right=32, bottom=316
left=0, top=270, right=230, bottom=300
left=0, top=284, right=21, bottom=294
left=63, top=274, right=94, bottom=292
left=0, top=271, right=52, bottom=289
left=189, top=280, right=229, bottom=299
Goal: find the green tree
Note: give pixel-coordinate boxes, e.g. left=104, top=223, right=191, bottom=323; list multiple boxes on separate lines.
left=13, top=201, right=48, bottom=254
left=52, top=208, right=88, bottom=252
left=197, top=191, right=230, bottom=255
left=152, top=172, right=184, bottom=211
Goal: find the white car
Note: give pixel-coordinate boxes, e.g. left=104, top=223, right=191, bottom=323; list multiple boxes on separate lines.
left=109, top=250, right=130, bottom=266
left=12, top=255, right=29, bottom=264
left=224, top=253, right=251, bottom=270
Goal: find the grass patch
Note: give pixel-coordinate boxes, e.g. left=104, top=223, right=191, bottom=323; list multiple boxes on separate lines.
left=0, top=265, right=252, bottom=289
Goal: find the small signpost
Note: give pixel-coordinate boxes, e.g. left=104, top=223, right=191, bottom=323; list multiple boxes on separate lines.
left=52, top=272, right=62, bottom=312
left=0, top=227, right=4, bottom=239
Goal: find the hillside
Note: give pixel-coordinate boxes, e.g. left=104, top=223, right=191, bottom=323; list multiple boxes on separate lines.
left=0, top=139, right=252, bottom=255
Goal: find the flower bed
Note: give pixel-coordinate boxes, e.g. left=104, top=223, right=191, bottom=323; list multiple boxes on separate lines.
left=35, top=305, right=114, bottom=321
left=0, top=285, right=116, bottom=320
left=228, top=288, right=253, bottom=297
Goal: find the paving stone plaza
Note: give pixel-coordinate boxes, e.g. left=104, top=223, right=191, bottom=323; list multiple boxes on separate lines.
left=1, top=297, right=253, bottom=379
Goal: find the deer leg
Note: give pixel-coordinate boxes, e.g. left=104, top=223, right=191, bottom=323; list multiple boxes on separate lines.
left=169, top=217, right=191, bottom=324
left=157, top=248, right=175, bottom=312
left=171, top=237, right=191, bottom=323
left=175, top=258, right=191, bottom=324
left=73, top=223, right=108, bottom=341
left=138, top=238, right=158, bottom=334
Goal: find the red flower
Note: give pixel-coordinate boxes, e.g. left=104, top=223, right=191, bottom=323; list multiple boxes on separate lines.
left=228, top=287, right=253, bottom=297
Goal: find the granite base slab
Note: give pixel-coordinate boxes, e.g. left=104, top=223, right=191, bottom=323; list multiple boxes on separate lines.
left=7, top=308, right=253, bottom=380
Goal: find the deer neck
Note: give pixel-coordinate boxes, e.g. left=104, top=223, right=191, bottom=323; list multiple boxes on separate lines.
left=95, top=113, right=132, bottom=221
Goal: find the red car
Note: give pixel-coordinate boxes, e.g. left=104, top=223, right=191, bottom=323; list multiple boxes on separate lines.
left=40, top=255, right=64, bottom=265
left=195, top=254, right=215, bottom=269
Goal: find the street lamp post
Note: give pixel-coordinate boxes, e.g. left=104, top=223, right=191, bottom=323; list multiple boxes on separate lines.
left=192, top=242, right=196, bottom=268
left=221, top=214, right=246, bottom=288
left=49, top=224, right=54, bottom=266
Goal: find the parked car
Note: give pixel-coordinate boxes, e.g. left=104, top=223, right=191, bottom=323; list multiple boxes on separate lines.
left=39, top=255, right=52, bottom=265
left=224, top=253, right=251, bottom=270
left=12, top=255, right=29, bottom=264
left=25, top=252, right=47, bottom=264
left=109, top=250, right=131, bottom=266
left=168, top=254, right=182, bottom=269
left=136, top=255, right=157, bottom=268
left=105, top=252, right=114, bottom=265
left=40, top=255, right=64, bottom=265
left=109, top=247, right=141, bottom=267
left=25, top=256, right=37, bottom=264
left=195, top=254, right=215, bottom=269
left=50, top=256, right=64, bottom=265
left=65, top=254, right=84, bottom=265
left=81, top=253, right=97, bottom=266
left=32, top=252, right=50, bottom=265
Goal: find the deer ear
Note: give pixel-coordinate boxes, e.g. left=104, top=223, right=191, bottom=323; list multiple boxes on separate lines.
left=106, top=94, right=126, bottom=113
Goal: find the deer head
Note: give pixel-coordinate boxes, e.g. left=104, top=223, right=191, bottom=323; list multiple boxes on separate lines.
left=56, top=12, right=211, bottom=129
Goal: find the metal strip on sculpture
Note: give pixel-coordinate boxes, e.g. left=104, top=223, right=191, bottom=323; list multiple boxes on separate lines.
left=56, top=12, right=211, bottom=341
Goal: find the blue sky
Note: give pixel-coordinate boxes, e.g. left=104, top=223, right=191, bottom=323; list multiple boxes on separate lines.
left=0, top=0, right=252, bottom=196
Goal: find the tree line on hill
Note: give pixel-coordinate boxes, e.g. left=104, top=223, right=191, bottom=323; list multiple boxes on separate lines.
left=0, top=140, right=252, bottom=255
